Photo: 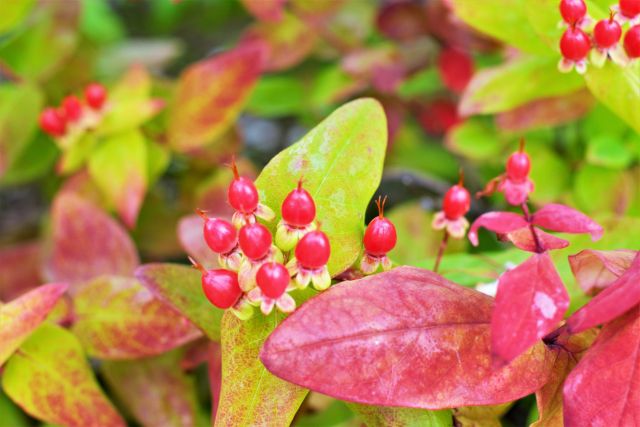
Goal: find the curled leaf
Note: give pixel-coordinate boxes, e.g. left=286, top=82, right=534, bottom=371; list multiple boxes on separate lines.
left=261, top=266, right=554, bottom=409
left=568, top=249, right=637, bottom=295
left=468, top=211, right=528, bottom=246
left=503, top=227, right=569, bottom=252
left=532, top=203, right=603, bottom=241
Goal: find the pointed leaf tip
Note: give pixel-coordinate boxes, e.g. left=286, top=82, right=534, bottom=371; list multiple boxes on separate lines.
left=532, top=204, right=603, bottom=241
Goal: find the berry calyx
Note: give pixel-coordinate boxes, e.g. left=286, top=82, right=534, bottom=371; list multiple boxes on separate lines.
left=295, top=230, right=331, bottom=269
left=443, top=172, right=471, bottom=220
left=624, top=25, right=640, bottom=58
left=256, top=262, right=290, bottom=299
left=594, top=13, right=622, bottom=49
left=281, top=178, right=316, bottom=227
left=228, top=159, right=259, bottom=214
left=84, top=83, right=107, bottom=110
left=559, top=0, right=587, bottom=25
left=61, top=95, right=83, bottom=123
left=619, top=0, right=640, bottom=18
left=239, top=221, right=272, bottom=260
left=39, top=108, right=66, bottom=137
left=506, top=139, right=532, bottom=183
left=560, top=26, right=591, bottom=61
left=191, top=258, right=241, bottom=309
left=197, top=209, right=237, bottom=254
left=363, top=196, right=397, bottom=257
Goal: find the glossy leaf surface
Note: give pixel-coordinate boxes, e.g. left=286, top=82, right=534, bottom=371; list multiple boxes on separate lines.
left=532, top=204, right=603, bottom=241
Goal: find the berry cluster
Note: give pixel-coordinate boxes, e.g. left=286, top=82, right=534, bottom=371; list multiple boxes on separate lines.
left=39, top=83, right=108, bottom=144
left=558, top=0, right=640, bottom=73
left=193, top=162, right=333, bottom=318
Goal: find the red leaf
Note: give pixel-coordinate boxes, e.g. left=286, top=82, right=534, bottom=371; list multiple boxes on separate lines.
left=503, top=227, right=569, bottom=252
left=566, top=253, right=640, bottom=334
left=468, top=212, right=528, bottom=246
left=43, top=194, right=139, bottom=286
left=240, top=0, right=286, bottom=22
left=568, top=249, right=637, bottom=295
left=531, top=203, right=603, bottom=241
left=563, top=306, right=640, bottom=427
left=376, top=1, right=429, bottom=42
left=260, top=266, right=554, bottom=409
left=0, top=242, right=41, bottom=301
left=491, top=253, right=569, bottom=364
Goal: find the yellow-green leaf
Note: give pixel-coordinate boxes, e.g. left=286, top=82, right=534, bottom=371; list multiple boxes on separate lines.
left=349, top=404, right=453, bottom=427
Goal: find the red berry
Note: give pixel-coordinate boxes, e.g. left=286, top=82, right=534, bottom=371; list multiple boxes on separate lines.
left=256, top=262, right=289, bottom=298
left=39, top=108, right=66, bottom=137
left=625, top=25, right=640, bottom=58
left=239, top=222, right=272, bottom=260
left=506, top=140, right=532, bottom=183
left=295, top=230, right=331, bottom=269
left=281, top=179, right=316, bottom=227
left=363, top=196, right=397, bottom=257
left=437, top=47, right=474, bottom=93
left=417, top=100, right=461, bottom=135
left=61, top=95, right=83, bottom=122
left=594, top=16, right=622, bottom=48
left=198, top=211, right=237, bottom=254
left=620, top=0, right=640, bottom=18
left=559, top=0, right=587, bottom=24
left=201, top=269, right=242, bottom=309
left=443, top=185, right=471, bottom=220
left=560, top=27, right=591, bottom=61
left=84, top=83, right=107, bottom=110
left=228, top=160, right=259, bottom=214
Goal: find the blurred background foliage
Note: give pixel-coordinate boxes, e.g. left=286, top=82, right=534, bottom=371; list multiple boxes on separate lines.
left=0, top=0, right=639, bottom=426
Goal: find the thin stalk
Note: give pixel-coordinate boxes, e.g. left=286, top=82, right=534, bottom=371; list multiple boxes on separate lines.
left=521, top=202, right=543, bottom=253
left=433, top=232, right=449, bottom=273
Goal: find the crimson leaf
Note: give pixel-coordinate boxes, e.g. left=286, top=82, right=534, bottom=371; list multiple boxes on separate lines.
left=568, top=249, right=637, bottom=295
left=468, top=212, right=528, bottom=246
left=531, top=203, right=603, bottom=241
left=260, top=266, right=553, bottom=409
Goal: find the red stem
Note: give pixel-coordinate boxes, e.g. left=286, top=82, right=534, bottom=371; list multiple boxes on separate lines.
left=433, top=232, right=449, bottom=273
left=520, top=203, right=543, bottom=253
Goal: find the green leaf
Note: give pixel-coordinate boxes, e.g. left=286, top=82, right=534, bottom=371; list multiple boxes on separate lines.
left=255, top=98, right=387, bottom=275
left=0, top=134, right=58, bottom=186
left=586, top=135, right=633, bottom=169
left=460, top=56, right=584, bottom=116
left=445, top=119, right=502, bottom=160
left=0, top=0, right=35, bottom=33
left=57, top=134, right=97, bottom=175
left=146, top=140, right=170, bottom=186
left=573, top=164, right=628, bottom=213
left=585, top=61, right=640, bottom=134
left=296, top=400, right=355, bottom=427
left=348, top=404, right=452, bottom=427
left=102, top=350, right=208, bottom=427
left=246, top=75, right=307, bottom=118
left=79, top=0, right=124, bottom=44
left=2, top=324, right=125, bottom=427
left=527, top=141, right=570, bottom=204
left=88, top=130, right=148, bottom=228
left=448, top=0, right=549, bottom=54
left=0, top=389, right=30, bottom=427
left=135, top=263, right=225, bottom=341
left=397, top=68, right=442, bottom=99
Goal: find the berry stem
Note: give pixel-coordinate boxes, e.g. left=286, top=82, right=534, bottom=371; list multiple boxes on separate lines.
left=196, top=208, right=208, bottom=220
left=520, top=203, right=544, bottom=253
left=375, top=195, right=388, bottom=218
left=228, top=155, right=239, bottom=179
left=433, top=231, right=449, bottom=273
left=188, top=256, right=207, bottom=274
left=518, top=137, right=526, bottom=153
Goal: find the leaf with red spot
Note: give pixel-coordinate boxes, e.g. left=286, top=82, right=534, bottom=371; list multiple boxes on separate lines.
left=503, top=227, right=569, bottom=252
left=491, top=252, right=569, bottom=364
left=43, top=193, right=139, bottom=286
left=261, top=266, right=554, bottom=409
left=563, top=306, right=640, bottom=427
left=566, top=253, right=640, bottom=335
left=0, top=283, right=67, bottom=365
left=0, top=241, right=41, bottom=301
left=135, top=263, right=225, bottom=341
left=102, top=349, right=208, bottom=427
left=241, top=11, right=317, bottom=71
left=568, top=249, right=637, bottom=295
left=468, top=211, right=528, bottom=246
left=531, top=329, right=598, bottom=427
left=168, top=43, right=263, bottom=152
left=71, top=275, right=202, bottom=359
left=531, top=203, right=603, bottom=241
left=240, top=0, right=286, bottom=22
left=1, top=324, right=125, bottom=427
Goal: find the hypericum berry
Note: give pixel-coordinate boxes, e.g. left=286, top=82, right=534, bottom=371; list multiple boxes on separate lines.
left=437, top=47, right=474, bottom=93
left=506, top=140, right=532, bottom=183
left=560, top=26, right=591, bottom=61
left=443, top=183, right=471, bottom=220
left=191, top=258, right=241, bottom=309
left=61, top=95, right=83, bottom=123
left=197, top=210, right=237, bottom=254
left=594, top=14, right=622, bottom=49
left=363, top=196, right=397, bottom=257
left=281, top=179, right=316, bottom=228
left=239, top=222, right=272, bottom=260
left=559, top=0, right=587, bottom=25
left=625, top=25, right=640, bottom=58
left=256, top=262, right=290, bottom=299
left=620, top=0, right=640, bottom=18
left=295, top=230, right=331, bottom=270
left=84, top=83, right=107, bottom=110
left=228, top=160, right=259, bottom=214
left=39, top=108, right=66, bottom=137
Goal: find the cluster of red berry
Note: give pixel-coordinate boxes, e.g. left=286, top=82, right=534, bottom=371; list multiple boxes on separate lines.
left=192, top=161, right=402, bottom=318
left=559, top=0, right=640, bottom=73
left=39, top=83, right=108, bottom=142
